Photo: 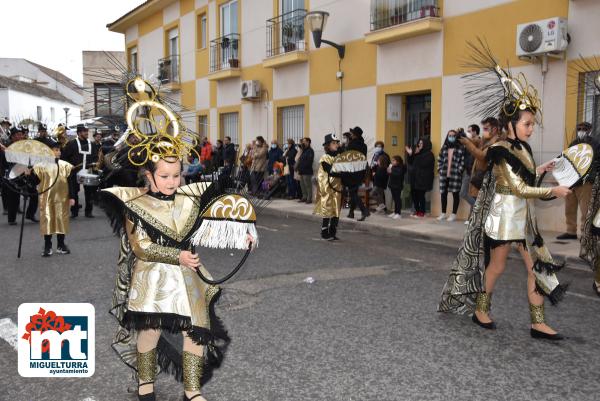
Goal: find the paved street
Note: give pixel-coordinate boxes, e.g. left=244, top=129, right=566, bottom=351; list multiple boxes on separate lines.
left=0, top=210, right=599, bottom=401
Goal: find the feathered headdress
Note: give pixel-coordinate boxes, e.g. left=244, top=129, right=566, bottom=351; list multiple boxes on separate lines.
left=462, top=38, right=542, bottom=122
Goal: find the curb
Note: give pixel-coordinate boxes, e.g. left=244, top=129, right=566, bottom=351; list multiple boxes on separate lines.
left=261, top=206, right=592, bottom=271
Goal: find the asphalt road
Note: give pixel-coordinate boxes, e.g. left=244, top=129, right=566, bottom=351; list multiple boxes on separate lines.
left=0, top=207, right=599, bottom=401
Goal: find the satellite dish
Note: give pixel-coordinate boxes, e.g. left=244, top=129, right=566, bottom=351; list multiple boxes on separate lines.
left=519, top=24, right=543, bottom=53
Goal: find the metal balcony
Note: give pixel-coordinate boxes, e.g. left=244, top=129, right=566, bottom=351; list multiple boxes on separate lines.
left=158, top=55, right=180, bottom=85
left=210, top=33, right=241, bottom=73
left=266, top=9, right=307, bottom=58
left=370, top=0, right=440, bottom=31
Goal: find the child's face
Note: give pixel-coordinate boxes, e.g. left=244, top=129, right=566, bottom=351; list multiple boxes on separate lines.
left=392, top=159, right=398, bottom=166
left=52, top=147, right=61, bottom=158
left=147, top=159, right=181, bottom=195
left=330, top=141, right=340, bottom=152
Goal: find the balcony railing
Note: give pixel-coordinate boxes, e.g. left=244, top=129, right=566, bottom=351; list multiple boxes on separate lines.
left=158, top=55, right=180, bottom=85
left=266, top=9, right=307, bottom=58
left=370, top=0, right=440, bottom=31
left=210, top=34, right=240, bottom=73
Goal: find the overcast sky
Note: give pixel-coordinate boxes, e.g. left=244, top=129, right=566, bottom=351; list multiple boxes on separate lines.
left=1, top=0, right=145, bottom=85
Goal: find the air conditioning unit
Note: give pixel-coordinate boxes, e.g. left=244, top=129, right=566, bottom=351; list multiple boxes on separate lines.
left=516, top=17, right=569, bottom=57
left=241, top=80, right=261, bottom=100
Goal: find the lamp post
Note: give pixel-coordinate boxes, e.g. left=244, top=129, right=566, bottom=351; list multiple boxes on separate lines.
left=305, top=11, right=346, bottom=134
left=305, top=11, right=345, bottom=59
left=63, top=107, right=70, bottom=127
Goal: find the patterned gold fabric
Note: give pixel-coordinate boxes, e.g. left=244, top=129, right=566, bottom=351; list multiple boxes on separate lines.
left=137, top=348, right=157, bottom=383
left=183, top=351, right=204, bottom=392
left=529, top=303, right=545, bottom=324
left=314, top=154, right=342, bottom=218
left=484, top=143, right=551, bottom=241
left=33, top=160, right=73, bottom=235
left=475, top=292, right=492, bottom=313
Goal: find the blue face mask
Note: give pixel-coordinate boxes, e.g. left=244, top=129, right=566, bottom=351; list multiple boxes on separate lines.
left=271, top=144, right=277, bottom=149
left=447, top=136, right=456, bottom=143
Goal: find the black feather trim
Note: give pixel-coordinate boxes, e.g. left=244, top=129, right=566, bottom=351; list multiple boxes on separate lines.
left=533, top=259, right=565, bottom=275
left=535, top=282, right=569, bottom=306
left=157, top=335, right=184, bottom=382
left=97, top=190, right=127, bottom=236
left=486, top=145, right=536, bottom=186
left=592, top=226, right=600, bottom=236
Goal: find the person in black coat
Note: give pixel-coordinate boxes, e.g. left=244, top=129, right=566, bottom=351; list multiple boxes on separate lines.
left=283, top=138, right=298, bottom=199
left=222, top=136, right=237, bottom=177
left=345, top=126, right=370, bottom=220
left=387, top=155, right=406, bottom=218
left=212, top=140, right=224, bottom=173
left=406, top=136, right=434, bottom=217
left=296, top=137, right=314, bottom=203
left=61, top=124, right=101, bottom=218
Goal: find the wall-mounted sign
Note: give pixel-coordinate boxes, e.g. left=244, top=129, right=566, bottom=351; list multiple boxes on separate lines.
left=387, top=95, right=402, bottom=122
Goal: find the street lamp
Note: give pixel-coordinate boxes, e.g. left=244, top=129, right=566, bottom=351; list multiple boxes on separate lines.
left=305, top=11, right=345, bottom=59
left=63, top=107, right=70, bottom=127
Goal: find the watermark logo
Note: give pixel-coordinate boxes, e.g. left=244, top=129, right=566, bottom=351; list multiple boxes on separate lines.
left=18, top=303, right=95, bottom=377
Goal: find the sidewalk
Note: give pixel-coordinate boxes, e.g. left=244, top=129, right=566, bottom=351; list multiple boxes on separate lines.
left=262, top=199, right=590, bottom=270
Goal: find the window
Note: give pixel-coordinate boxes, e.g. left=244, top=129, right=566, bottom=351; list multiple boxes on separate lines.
left=197, top=14, right=207, bottom=50
left=278, top=105, right=304, bottom=144
left=220, top=112, right=239, bottom=144
left=198, top=115, right=208, bottom=139
left=582, top=71, right=600, bottom=138
left=167, top=27, right=179, bottom=57
left=36, top=106, right=43, bottom=122
left=129, top=46, right=138, bottom=72
left=220, top=0, right=238, bottom=36
left=50, top=107, right=55, bottom=122
left=94, top=83, right=125, bottom=116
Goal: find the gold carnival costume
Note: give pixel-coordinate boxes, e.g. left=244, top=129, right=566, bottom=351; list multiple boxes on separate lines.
left=34, top=160, right=74, bottom=236
left=98, top=77, right=258, bottom=400
left=314, top=134, right=343, bottom=239
left=439, top=40, right=567, bottom=318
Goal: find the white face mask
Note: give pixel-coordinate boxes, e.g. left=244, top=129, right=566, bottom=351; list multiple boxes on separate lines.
left=577, top=130, right=588, bottom=139
left=375, top=146, right=382, bottom=152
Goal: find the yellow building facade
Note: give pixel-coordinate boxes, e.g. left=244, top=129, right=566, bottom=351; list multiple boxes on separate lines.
left=109, top=0, right=600, bottom=231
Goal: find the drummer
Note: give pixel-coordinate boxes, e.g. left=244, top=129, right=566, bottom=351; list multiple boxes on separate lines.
left=61, top=124, right=101, bottom=218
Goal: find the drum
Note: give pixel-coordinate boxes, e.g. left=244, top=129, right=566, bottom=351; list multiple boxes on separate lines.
left=77, top=169, right=101, bottom=186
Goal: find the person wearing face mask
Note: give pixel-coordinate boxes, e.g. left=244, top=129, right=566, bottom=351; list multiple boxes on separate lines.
left=556, top=122, right=600, bottom=240
left=267, top=139, right=283, bottom=175
left=437, top=130, right=466, bottom=221
left=406, top=137, right=434, bottom=217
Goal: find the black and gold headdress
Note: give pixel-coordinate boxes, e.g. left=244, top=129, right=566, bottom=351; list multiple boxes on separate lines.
left=462, top=38, right=542, bottom=121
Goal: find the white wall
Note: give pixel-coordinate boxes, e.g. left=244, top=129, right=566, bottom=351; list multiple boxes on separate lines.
left=217, top=78, right=242, bottom=107
left=241, top=0, right=271, bottom=66
left=443, top=0, right=516, bottom=18
left=377, top=32, right=443, bottom=85
left=138, top=28, right=164, bottom=81
left=163, top=1, right=180, bottom=25
left=196, top=78, right=210, bottom=110
left=273, top=63, right=309, bottom=100
left=242, top=101, right=272, bottom=145
left=309, top=0, right=370, bottom=44
left=180, top=12, right=196, bottom=82
left=567, top=0, right=600, bottom=59
left=3, top=89, right=80, bottom=128
left=125, top=24, right=139, bottom=43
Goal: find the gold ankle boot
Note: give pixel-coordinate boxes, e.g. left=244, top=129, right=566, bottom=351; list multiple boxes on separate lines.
left=183, top=351, right=204, bottom=400
left=137, top=349, right=157, bottom=400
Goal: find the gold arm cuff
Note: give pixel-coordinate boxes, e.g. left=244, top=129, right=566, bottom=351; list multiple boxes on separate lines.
left=137, top=348, right=157, bottom=383
left=183, top=351, right=204, bottom=392
left=529, top=303, right=545, bottom=324
left=475, top=292, right=492, bottom=313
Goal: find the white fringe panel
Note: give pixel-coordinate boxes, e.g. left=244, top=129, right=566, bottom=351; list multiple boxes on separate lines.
left=5, top=150, right=54, bottom=167
left=331, top=160, right=367, bottom=173
left=191, top=220, right=259, bottom=250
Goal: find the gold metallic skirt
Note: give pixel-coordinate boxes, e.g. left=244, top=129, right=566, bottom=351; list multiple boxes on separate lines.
left=484, top=193, right=527, bottom=241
